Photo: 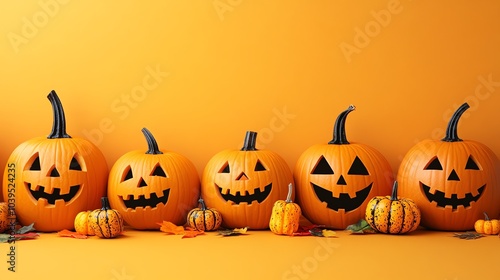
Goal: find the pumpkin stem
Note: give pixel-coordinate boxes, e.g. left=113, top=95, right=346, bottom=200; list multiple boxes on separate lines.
left=198, top=198, right=207, bottom=211
left=241, top=131, right=258, bottom=151
left=142, top=128, right=163, bottom=155
left=101, top=197, right=111, bottom=210
left=285, top=183, right=293, bottom=203
left=390, top=181, right=399, bottom=201
left=442, top=102, right=470, bottom=142
left=328, top=105, right=355, bottom=145
left=47, top=90, right=71, bottom=139
left=483, top=212, right=490, bottom=221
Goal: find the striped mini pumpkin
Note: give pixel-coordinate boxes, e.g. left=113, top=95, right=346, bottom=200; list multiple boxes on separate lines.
left=187, top=198, right=222, bottom=231
left=89, top=197, right=124, bottom=238
left=365, top=181, right=420, bottom=234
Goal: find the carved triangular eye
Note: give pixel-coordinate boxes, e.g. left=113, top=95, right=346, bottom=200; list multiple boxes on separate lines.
left=151, top=164, right=167, bottom=177
left=122, top=166, right=133, bottom=182
left=348, top=156, right=369, bottom=175
left=312, top=156, right=334, bottom=175
left=425, top=157, right=443, bottom=170
left=29, top=155, right=41, bottom=171
left=69, top=157, right=82, bottom=171
left=465, top=155, right=480, bottom=170
left=219, top=162, right=230, bottom=173
left=254, top=160, right=266, bottom=171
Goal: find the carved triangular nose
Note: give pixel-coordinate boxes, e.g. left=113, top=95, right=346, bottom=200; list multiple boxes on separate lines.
left=337, top=175, right=347, bottom=185
left=236, top=172, right=249, bottom=181
left=447, top=169, right=460, bottom=181
left=138, top=177, right=148, bottom=187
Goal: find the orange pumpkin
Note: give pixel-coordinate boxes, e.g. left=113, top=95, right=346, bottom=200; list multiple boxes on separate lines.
left=107, top=128, right=200, bottom=229
left=294, top=105, right=393, bottom=229
left=2, top=91, right=108, bottom=232
left=201, top=131, right=293, bottom=229
left=0, top=202, right=9, bottom=233
left=398, top=103, right=500, bottom=231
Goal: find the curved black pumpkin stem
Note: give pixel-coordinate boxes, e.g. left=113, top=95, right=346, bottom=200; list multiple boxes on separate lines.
left=101, top=197, right=111, bottom=210
left=47, top=90, right=71, bottom=139
left=198, top=198, right=207, bottom=211
left=390, top=181, right=399, bottom=201
left=241, top=131, right=258, bottom=151
left=483, top=212, right=490, bottom=221
left=142, top=128, right=163, bottom=155
left=328, top=105, right=355, bottom=145
left=442, top=103, right=470, bottom=142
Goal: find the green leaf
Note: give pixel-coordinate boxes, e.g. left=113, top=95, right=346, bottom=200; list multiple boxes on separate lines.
left=16, top=223, right=36, bottom=234
left=345, top=219, right=376, bottom=234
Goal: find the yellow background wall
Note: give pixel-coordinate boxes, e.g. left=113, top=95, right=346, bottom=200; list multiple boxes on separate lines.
left=1, top=0, right=499, bottom=178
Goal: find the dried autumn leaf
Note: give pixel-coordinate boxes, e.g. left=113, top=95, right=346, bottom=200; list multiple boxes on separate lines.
left=346, top=219, right=376, bottom=234
left=57, top=229, right=88, bottom=239
left=182, top=228, right=205, bottom=239
left=157, top=221, right=185, bottom=235
left=218, top=227, right=249, bottom=236
left=453, top=232, right=484, bottom=240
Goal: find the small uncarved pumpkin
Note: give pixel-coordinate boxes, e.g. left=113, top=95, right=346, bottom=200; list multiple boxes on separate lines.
left=89, top=197, right=124, bottom=238
left=0, top=202, right=8, bottom=233
left=74, top=210, right=95, bottom=236
left=187, top=198, right=222, bottom=231
left=365, top=181, right=421, bottom=234
left=474, top=212, right=500, bottom=235
left=269, top=183, right=301, bottom=235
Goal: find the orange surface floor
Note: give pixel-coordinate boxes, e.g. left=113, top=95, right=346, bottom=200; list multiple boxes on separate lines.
left=0, top=223, right=497, bottom=280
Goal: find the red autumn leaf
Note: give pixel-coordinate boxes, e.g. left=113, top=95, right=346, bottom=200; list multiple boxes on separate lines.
left=57, top=229, right=88, bottom=239
left=157, top=221, right=185, bottom=235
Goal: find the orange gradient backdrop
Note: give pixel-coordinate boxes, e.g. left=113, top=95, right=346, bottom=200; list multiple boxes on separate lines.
left=0, top=0, right=499, bottom=181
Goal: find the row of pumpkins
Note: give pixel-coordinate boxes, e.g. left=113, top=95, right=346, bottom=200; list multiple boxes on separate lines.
left=0, top=91, right=499, bottom=235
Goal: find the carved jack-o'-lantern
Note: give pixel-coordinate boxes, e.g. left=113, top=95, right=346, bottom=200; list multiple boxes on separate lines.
left=2, top=91, right=108, bottom=232
left=201, top=131, right=293, bottom=229
left=294, top=105, right=393, bottom=229
left=398, top=103, right=500, bottom=231
left=107, top=128, right=200, bottom=229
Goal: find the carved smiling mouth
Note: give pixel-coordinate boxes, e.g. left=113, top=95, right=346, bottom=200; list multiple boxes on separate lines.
left=312, top=183, right=373, bottom=212
left=421, top=183, right=485, bottom=210
left=120, top=189, right=170, bottom=209
left=217, top=183, right=272, bottom=204
left=27, top=183, right=80, bottom=204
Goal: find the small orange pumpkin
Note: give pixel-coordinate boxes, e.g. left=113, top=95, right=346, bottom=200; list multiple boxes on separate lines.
left=89, top=197, right=124, bottom=238
left=74, top=210, right=95, bottom=236
left=187, top=198, right=222, bottom=231
left=0, top=202, right=9, bottom=233
left=269, top=183, right=301, bottom=235
left=365, top=181, right=421, bottom=234
left=474, top=212, right=500, bottom=235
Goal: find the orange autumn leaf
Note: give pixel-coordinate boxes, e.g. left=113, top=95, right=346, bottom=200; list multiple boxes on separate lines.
left=57, top=229, right=88, bottom=239
left=157, top=221, right=185, bottom=235
left=183, top=227, right=205, bottom=239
